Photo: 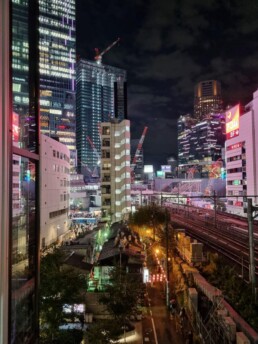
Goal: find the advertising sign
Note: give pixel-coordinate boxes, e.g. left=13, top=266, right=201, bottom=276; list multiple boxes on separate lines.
left=161, top=165, right=171, bottom=172
left=226, top=104, right=240, bottom=140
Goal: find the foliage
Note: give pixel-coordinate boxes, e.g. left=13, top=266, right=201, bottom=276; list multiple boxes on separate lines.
left=86, top=320, right=121, bottom=344
left=40, top=329, right=83, bottom=344
left=129, top=204, right=170, bottom=240
left=40, top=248, right=87, bottom=342
left=201, top=254, right=258, bottom=331
left=99, top=266, right=143, bottom=323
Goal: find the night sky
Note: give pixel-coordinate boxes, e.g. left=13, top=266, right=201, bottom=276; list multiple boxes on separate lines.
left=76, top=0, right=258, bottom=168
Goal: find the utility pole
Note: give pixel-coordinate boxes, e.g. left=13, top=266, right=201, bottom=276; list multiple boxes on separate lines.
left=247, top=198, right=257, bottom=301
left=165, top=209, right=170, bottom=307
left=213, top=190, right=217, bottom=228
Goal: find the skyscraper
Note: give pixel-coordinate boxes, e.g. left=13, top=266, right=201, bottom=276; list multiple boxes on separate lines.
left=194, top=80, right=223, bottom=120
left=38, top=0, right=76, bottom=168
left=12, top=0, right=76, bottom=167
left=76, top=59, right=127, bottom=173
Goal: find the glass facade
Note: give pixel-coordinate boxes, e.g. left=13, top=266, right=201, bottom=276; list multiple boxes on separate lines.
left=194, top=80, right=223, bottom=121
left=38, top=0, right=76, bottom=169
left=177, top=113, right=225, bottom=178
left=76, top=59, right=127, bottom=173
left=11, top=0, right=40, bottom=342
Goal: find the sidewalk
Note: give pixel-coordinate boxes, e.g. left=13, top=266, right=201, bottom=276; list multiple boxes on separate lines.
left=116, top=321, right=143, bottom=343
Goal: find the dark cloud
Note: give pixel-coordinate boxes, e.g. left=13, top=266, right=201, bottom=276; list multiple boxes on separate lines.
left=77, top=0, right=258, bottom=167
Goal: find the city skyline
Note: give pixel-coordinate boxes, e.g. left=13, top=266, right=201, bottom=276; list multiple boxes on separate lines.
left=76, top=0, right=258, bottom=166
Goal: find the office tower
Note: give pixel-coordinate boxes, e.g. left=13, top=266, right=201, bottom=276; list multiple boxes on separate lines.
left=76, top=59, right=127, bottom=173
left=194, top=80, right=223, bottom=120
left=100, top=119, right=131, bottom=222
left=10, top=0, right=41, bottom=342
left=12, top=0, right=76, bottom=167
left=39, top=0, right=76, bottom=168
left=177, top=113, right=225, bottom=178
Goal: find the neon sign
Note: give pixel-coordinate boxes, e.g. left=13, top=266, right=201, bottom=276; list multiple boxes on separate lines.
left=226, top=104, right=240, bottom=140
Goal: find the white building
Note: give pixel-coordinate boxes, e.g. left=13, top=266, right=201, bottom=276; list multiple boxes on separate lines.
left=101, top=119, right=131, bottom=221
left=225, top=90, right=258, bottom=215
left=40, top=135, right=71, bottom=248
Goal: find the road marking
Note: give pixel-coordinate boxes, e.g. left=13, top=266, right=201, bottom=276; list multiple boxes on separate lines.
left=151, top=316, right=158, bottom=344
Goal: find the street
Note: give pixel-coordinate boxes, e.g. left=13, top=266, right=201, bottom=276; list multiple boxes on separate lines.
left=142, top=281, right=187, bottom=344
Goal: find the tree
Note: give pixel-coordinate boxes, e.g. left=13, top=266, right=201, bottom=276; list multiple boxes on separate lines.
left=40, top=248, right=87, bottom=342
left=99, top=266, right=142, bottom=323
left=129, top=204, right=168, bottom=241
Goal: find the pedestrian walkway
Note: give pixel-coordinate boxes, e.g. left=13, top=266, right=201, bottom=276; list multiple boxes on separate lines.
left=116, top=321, right=143, bottom=343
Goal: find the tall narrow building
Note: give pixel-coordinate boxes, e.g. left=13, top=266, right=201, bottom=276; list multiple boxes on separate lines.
left=194, top=80, right=223, bottom=120
left=100, top=120, right=131, bottom=222
left=76, top=59, right=127, bottom=173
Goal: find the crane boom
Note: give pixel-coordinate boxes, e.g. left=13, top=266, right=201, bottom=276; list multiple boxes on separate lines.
left=86, top=136, right=100, bottom=161
left=94, top=38, right=120, bottom=64
left=131, top=126, right=148, bottom=168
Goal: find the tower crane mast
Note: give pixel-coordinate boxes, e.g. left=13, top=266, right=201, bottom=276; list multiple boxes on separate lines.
left=94, top=38, right=120, bottom=64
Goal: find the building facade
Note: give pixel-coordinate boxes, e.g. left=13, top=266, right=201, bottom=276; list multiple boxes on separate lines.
left=194, top=80, right=223, bottom=120
left=76, top=59, right=127, bottom=173
left=101, top=120, right=131, bottom=221
left=40, top=135, right=70, bottom=249
left=177, top=113, right=225, bottom=179
left=12, top=0, right=77, bottom=168
left=225, top=93, right=258, bottom=215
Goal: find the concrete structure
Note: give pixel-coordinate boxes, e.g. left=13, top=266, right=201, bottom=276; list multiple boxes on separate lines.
left=225, top=91, right=258, bottom=215
left=194, top=80, right=223, bottom=120
left=76, top=59, right=127, bottom=173
left=40, top=135, right=70, bottom=248
left=70, top=173, right=101, bottom=210
left=100, top=119, right=131, bottom=221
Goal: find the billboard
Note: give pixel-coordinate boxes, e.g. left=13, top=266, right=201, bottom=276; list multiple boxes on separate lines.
left=226, top=104, right=240, bottom=140
left=144, top=165, right=153, bottom=173
left=161, top=165, right=171, bottom=172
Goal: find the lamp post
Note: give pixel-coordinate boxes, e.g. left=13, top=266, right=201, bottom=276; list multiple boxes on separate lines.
left=165, top=209, right=170, bottom=307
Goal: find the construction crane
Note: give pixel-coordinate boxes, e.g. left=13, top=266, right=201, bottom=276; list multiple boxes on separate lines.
left=131, top=127, right=148, bottom=183
left=86, top=135, right=101, bottom=164
left=94, top=38, right=120, bottom=64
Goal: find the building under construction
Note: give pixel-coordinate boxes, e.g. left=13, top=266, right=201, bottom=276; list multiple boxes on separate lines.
left=76, top=39, right=127, bottom=174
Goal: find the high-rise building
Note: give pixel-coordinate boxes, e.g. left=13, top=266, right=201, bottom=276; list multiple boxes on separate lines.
left=194, top=80, right=223, bottom=120
left=100, top=120, right=131, bottom=222
left=9, top=0, right=41, bottom=342
left=225, top=92, right=258, bottom=215
left=39, top=0, right=76, bottom=168
left=76, top=59, right=127, bottom=173
left=12, top=0, right=76, bottom=168
left=177, top=112, right=225, bottom=178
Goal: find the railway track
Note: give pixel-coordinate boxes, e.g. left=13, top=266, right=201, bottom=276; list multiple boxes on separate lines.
left=169, top=210, right=258, bottom=279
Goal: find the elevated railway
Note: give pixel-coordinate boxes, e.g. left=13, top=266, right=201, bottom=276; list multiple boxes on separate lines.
left=168, top=205, right=258, bottom=279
